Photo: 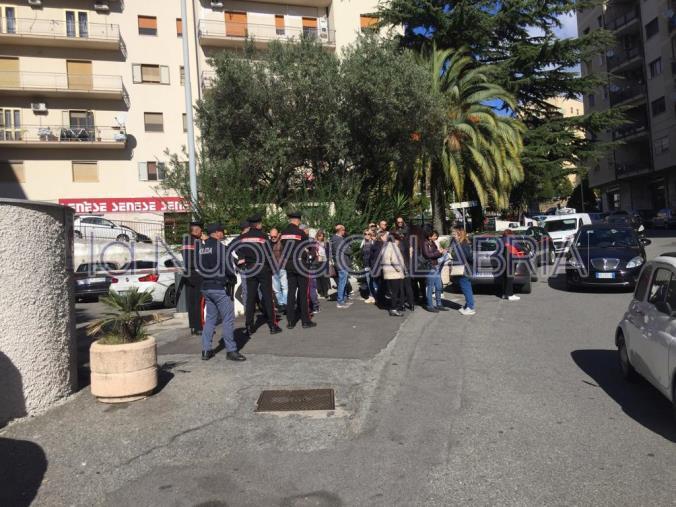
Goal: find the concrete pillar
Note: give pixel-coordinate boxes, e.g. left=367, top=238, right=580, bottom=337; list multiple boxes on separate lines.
left=0, top=199, right=77, bottom=427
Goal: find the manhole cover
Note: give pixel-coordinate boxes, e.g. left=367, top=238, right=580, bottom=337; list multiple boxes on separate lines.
left=256, top=389, right=335, bottom=412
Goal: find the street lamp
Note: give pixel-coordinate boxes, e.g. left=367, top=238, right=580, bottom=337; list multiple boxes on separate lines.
left=180, top=0, right=198, bottom=212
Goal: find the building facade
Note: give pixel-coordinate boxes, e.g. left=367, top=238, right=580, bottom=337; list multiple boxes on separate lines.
left=578, top=0, right=676, bottom=212
left=0, top=0, right=379, bottom=231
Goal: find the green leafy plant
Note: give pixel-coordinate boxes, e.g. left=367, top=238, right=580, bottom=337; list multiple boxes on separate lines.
left=87, top=288, right=154, bottom=345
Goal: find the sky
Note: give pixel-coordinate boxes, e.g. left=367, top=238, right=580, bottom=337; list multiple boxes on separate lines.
left=553, top=13, right=579, bottom=40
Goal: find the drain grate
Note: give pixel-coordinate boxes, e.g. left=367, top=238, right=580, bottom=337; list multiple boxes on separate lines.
left=256, top=388, right=335, bottom=412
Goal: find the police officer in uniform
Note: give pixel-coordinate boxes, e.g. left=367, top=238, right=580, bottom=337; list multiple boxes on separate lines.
left=198, top=223, right=246, bottom=362
left=239, top=214, right=282, bottom=335
left=280, top=211, right=317, bottom=329
left=180, top=221, right=204, bottom=335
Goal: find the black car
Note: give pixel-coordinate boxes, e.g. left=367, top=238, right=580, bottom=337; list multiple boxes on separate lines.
left=74, top=262, right=118, bottom=302
left=565, top=225, right=650, bottom=289
left=467, top=235, right=535, bottom=294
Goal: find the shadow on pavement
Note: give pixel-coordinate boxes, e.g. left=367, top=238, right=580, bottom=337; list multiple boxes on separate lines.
left=571, top=349, right=676, bottom=442
left=0, top=437, right=47, bottom=507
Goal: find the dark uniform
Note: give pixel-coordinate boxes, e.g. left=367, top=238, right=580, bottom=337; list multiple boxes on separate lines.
left=181, top=231, right=203, bottom=334
left=280, top=212, right=316, bottom=328
left=238, top=215, right=281, bottom=334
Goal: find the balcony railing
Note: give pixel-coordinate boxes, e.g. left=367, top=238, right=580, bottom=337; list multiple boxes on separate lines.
left=606, top=46, right=642, bottom=71
left=0, top=71, right=123, bottom=94
left=605, top=9, right=639, bottom=31
left=615, top=162, right=649, bottom=177
left=0, top=125, right=127, bottom=147
left=612, top=122, right=648, bottom=140
left=0, top=17, right=120, bottom=44
left=609, top=84, right=646, bottom=106
left=198, top=19, right=336, bottom=46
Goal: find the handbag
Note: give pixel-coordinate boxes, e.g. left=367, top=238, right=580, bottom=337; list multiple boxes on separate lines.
left=328, top=262, right=337, bottom=278
left=450, top=264, right=465, bottom=277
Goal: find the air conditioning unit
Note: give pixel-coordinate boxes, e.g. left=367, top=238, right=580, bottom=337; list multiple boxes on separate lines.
left=31, top=102, right=47, bottom=113
left=318, top=17, right=329, bottom=39
left=27, top=0, right=42, bottom=6
left=94, top=1, right=110, bottom=12
left=211, top=1, right=224, bottom=8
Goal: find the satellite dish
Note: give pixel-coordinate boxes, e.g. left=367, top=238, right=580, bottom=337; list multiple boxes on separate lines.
left=114, top=113, right=127, bottom=127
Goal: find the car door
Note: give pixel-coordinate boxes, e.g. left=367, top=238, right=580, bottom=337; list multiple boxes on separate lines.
left=635, top=267, right=673, bottom=393
left=624, top=265, right=653, bottom=370
left=95, top=217, right=117, bottom=240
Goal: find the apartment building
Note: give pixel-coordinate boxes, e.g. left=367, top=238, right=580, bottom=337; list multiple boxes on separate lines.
left=0, top=0, right=379, bottom=229
left=548, top=95, right=584, bottom=189
left=578, top=0, right=676, bottom=212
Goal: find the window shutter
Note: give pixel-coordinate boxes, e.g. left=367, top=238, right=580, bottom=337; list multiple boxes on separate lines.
left=62, top=110, right=70, bottom=127
left=160, top=66, right=170, bottom=84
left=132, top=64, right=142, bottom=83
left=158, top=162, right=166, bottom=180
left=138, top=162, right=148, bottom=181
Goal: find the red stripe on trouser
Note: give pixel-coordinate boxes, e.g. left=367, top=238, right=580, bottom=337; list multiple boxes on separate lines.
left=200, top=296, right=206, bottom=327
left=271, top=274, right=278, bottom=324
left=306, top=276, right=312, bottom=321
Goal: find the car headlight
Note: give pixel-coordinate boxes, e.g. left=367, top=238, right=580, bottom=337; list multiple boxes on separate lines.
left=567, top=257, right=582, bottom=268
left=638, top=225, right=645, bottom=232
left=626, top=256, right=644, bottom=269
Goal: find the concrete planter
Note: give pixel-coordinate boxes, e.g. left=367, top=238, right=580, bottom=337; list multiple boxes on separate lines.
left=90, top=337, right=157, bottom=403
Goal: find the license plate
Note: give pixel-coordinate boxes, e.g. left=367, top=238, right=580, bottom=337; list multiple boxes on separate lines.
left=596, top=272, right=615, bottom=279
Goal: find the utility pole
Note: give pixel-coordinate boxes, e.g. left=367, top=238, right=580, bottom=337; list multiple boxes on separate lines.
left=181, top=0, right=198, bottom=212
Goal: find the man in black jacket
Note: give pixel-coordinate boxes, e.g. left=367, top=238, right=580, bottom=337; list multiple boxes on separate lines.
left=180, top=221, right=204, bottom=335
left=280, top=211, right=317, bottom=329
left=238, top=214, right=282, bottom=335
left=197, top=223, right=246, bottom=362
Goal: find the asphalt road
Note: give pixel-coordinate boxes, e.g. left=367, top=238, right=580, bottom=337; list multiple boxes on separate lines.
left=2, top=234, right=675, bottom=506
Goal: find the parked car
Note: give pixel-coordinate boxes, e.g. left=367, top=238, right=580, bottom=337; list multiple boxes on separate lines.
left=120, top=224, right=152, bottom=243
left=109, top=258, right=178, bottom=308
left=565, top=224, right=650, bottom=289
left=74, top=215, right=140, bottom=242
left=605, top=211, right=646, bottom=238
left=543, top=213, right=593, bottom=254
left=616, top=254, right=676, bottom=420
left=467, top=235, right=535, bottom=294
left=513, top=226, right=556, bottom=266
left=74, top=262, right=118, bottom=302
left=651, top=208, right=676, bottom=229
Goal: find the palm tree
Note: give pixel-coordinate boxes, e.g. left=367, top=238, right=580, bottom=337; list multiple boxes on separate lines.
left=426, top=46, right=525, bottom=230
left=87, top=288, right=154, bottom=344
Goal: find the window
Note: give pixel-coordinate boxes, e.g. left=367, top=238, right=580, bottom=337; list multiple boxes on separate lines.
left=649, top=58, right=662, bottom=78
left=648, top=268, right=671, bottom=309
left=603, top=85, right=608, bottom=99
left=176, top=18, right=183, bottom=37
left=597, top=15, right=603, bottom=28
left=144, top=112, right=164, bottom=132
left=302, top=17, right=318, bottom=37
left=645, top=17, right=658, bottom=39
left=72, top=161, right=98, bottom=183
left=138, top=161, right=166, bottom=181
left=0, top=161, right=24, bottom=183
left=360, top=15, right=378, bottom=31
left=588, top=93, right=595, bottom=107
left=654, top=136, right=669, bottom=154
left=0, top=108, right=21, bottom=141
left=182, top=113, right=187, bottom=133
left=2, top=7, right=16, bottom=34
left=651, top=96, right=666, bottom=116
left=583, top=27, right=590, bottom=35
left=132, top=64, right=170, bottom=84
left=66, top=11, right=88, bottom=38
left=138, top=16, right=158, bottom=36
left=634, top=265, right=653, bottom=301
left=275, top=15, right=285, bottom=35
left=68, top=111, right=95, bottom=140
left=179, top=66, right=184, bottom=86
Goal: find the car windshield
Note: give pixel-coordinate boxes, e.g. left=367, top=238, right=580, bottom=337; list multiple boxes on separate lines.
left=575, top=228, right=638, bottom=248
left=606, top=216, right=631, bottom=227
left=76, top=263, right=117, bottom=273
left=544, top=219, right=577, bottom=233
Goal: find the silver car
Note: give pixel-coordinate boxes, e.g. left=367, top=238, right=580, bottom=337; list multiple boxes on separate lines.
left=616, top=254, right=676, bottom=421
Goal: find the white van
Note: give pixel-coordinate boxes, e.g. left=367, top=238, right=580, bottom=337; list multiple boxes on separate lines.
left=543, top=213, right=592, bottom=253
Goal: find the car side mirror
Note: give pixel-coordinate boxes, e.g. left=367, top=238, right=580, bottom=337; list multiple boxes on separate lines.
left=654, top=301, right=674, bottom=316
left=640, top=238, right=651, bottom=246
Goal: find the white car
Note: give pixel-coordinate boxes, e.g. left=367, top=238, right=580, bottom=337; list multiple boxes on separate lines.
left=616, top=254, right=676, bottom=420
left=543, top=213, right=592, bottom=253
left=109, top=257, right=179, bottom=308
left=74, top=215, right=137, bottom=242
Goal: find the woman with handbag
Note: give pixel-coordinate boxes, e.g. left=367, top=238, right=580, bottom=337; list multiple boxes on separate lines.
left=422, top=229, right=449, bottom=313
left=314, top=230, right=330, bottom=299
left=451, top=226, right=476, bottom=315
left=382, top=232, right=406, bottom=316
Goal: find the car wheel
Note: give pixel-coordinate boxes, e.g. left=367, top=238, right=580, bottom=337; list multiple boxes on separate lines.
left=116, top=234, right=130, bottom=242
left=519, top=279, right=532, bottom=294
left=163, top=284, right=176, bottom=308
left=617, top=332, right=638, bottom=382
left=74, top=230, right=82, bottom=239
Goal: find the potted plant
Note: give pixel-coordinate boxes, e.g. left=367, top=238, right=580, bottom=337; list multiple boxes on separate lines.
left=87, top=288, right=158, bottom=403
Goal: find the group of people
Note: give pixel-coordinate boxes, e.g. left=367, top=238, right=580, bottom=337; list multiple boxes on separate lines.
left=179, top=212, right=524, bottom=362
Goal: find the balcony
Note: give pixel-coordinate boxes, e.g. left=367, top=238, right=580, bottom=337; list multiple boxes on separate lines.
left=0, top=18, right=121, bottom=50
left=614, top=162, right=650, bottom=179
left=198, top=19, right=335, bottom=49
left=606, top=46, right=642, bottom=72
left=0, top=125, right=127, bottom=149
left=612, top=121, right=648, bottom=141
left=605, top=9, right=640, bottom=33
left=609, top=84, right=646, bottom=107
left=201, top=70, right=216, bottom=89
left=0, top=71, right=124, bottom=100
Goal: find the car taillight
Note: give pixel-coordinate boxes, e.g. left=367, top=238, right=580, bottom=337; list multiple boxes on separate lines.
left=110, top=277, right=118, bottom=283
left=139, top=273, right=159, bottom=283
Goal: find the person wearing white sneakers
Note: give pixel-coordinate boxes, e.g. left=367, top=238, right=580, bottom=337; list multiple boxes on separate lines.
left=451, top=226, right=477, bottom=315
left=500, top=229, right=521, bottom=301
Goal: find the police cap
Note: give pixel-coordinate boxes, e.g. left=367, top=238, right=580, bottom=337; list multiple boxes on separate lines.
left=246, top=214, right=262, bottom=224
left=206, top=223, right=225, bottom=234
left=189, top=221, right=203, bottom=228
left=239, top=220, right=250, bottom=230
left=287, top=211, right=302, bottom=219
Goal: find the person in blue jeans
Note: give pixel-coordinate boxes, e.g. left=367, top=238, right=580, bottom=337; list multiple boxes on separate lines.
left=451, top=226, right=476, bottom=315
left=422, top=229, right=449, bottom=313
left=197, top=223, right=246, bottom=362
left=331, top=224, right=353, bottom=309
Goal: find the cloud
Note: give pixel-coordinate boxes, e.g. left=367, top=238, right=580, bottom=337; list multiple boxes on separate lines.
left=553, top=13, right=578, bottom=39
